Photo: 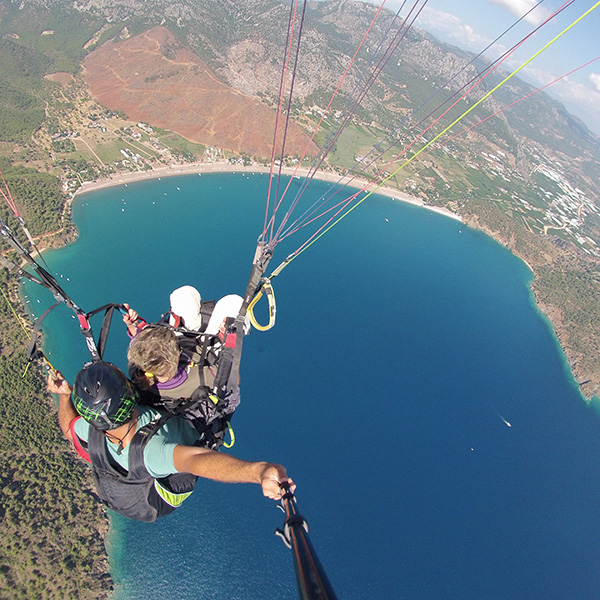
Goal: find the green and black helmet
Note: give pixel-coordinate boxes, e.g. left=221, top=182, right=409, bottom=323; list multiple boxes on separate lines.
left=73, top=362, right=137, bottom=431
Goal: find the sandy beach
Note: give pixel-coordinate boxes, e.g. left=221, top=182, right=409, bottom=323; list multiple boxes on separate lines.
left=75, top=161, right=463, bottom=222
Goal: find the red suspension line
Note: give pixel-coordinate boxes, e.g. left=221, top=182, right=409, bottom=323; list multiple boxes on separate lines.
left=284, top=0, right=575, bottom=242
left=263, top=0, right=302, bottom=241
left=273, top=1, right=425, bottom=245
left=271, top=0, right=389, bottom=212
left=0, top=167, right=20, bottom=217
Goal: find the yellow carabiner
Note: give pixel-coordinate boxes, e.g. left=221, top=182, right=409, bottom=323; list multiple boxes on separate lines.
left=42, top=355, right=59, bottom=379
left=247, top=279, right=276, bottom=331
left=222, top=422, right=235, bottom=448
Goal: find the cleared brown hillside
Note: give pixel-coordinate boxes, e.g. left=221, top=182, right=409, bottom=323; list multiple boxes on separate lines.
left=83, top=27, right=316, bottom=159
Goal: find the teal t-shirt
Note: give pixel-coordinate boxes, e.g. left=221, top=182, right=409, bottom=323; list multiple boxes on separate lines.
left=73, top=405, right=200, bottom=478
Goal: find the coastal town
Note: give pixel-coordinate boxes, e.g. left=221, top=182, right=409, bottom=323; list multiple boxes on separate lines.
left=48, top=99, right=599, bottom=262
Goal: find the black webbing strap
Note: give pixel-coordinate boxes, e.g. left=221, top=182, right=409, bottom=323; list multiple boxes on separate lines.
left=199, top=300, right=216, bottom=332
left=216, top=244, right=272, bottom=396
left=0, top=221, right=72, bottom=304
left=25, top=300, right=61, bottom=361
left=2, top=221, right=131, bottom=365
left=84, top=303, right=126, bottom=361
left=126, top=415, right=171, bottom=478
left=198, top=331, right=219, bottom=367
left=2, top=216, right=88, bottom=313
left=214, top=266, right=259, bottom=395
left=24, top=302, right=124, bottom=366
left=0, top=254, right=51, bottom=288
left=87, top=414, right=170, bottom=478
left=160, top=300, right=215, bottom=334
left=225, top=314, right=247, bottom=395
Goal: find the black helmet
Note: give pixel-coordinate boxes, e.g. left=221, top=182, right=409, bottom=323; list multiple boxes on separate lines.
left=73, top=362, right=137, bottom=431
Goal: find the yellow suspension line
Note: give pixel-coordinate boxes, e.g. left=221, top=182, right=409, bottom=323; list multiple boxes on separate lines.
left=0, top=285, right=30, bottom=335
left=270, top=1, right=600, bottom=277
left=1, top=285, right=58, bottom=378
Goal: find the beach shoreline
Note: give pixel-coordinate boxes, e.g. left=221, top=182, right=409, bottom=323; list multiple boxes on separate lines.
left=74, top=161, right=463, bottom=222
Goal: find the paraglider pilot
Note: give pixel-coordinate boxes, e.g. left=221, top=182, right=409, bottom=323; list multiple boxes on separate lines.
left=48, top=362, right=294, bottom=522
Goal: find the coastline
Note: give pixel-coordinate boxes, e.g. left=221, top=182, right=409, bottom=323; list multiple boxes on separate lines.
left=70, top=162, right=598, bottom=401
left=74, top=161, right=463, bottom=223
left=59, top=167, right=600, bottom=600
left=71, top=161, right=597, bottom=399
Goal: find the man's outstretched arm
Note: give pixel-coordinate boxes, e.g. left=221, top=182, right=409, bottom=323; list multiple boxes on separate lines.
left=173, top=445, right=294, bottom=500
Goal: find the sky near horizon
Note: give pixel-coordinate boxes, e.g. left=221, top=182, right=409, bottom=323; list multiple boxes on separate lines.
left=376, top=0, right=600, bottom=135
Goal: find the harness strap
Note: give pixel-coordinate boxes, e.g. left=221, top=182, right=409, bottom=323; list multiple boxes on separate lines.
left=216, top=245, right=272, bottom=397
left=199, top=300, right=216, bottom=332
left=0, top=254, right=50, bottom=287
left=70, top=417, right=91, bottom=463
left=127, top=415, right=171, bottom=478
left=225, top=292, right=258, bottom=394
left=25, top=300, right=61, bottom=361
left=85, top=303, right=126, bottom=360
left=162, top=299, right=216, bottom=333
left=226, top=314, right=246, bottom=396
left=199, top=331, right=219, bottom=366
left=88, top=414, right=171, bottom=480
left=213, top=328, right=236, bottom=396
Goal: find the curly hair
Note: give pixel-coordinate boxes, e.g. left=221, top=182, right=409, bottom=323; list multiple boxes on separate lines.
left=127, top=326, right=181, bottom=385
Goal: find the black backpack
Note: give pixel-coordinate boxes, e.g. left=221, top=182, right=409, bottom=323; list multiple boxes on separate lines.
left=86, top=416, right=197, bottom=522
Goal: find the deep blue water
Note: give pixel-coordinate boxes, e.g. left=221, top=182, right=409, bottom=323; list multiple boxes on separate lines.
left=25, top=172, right=600, bottom=599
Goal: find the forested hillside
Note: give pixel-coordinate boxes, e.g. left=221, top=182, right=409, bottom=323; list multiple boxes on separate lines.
left=0, top=267, right=112, bottom=597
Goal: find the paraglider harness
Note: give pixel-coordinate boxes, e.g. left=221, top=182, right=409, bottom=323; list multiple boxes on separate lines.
left=139, top=241, right=277, bottom=449
left=143, top=242, right=276, bottom=448
left=136, top=301, right=240, bottom=450
left=70, top=413, right=197, bottom=523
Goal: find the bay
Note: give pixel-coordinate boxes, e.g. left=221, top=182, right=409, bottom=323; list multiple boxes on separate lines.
left=25, top=172, right=600, bottom=599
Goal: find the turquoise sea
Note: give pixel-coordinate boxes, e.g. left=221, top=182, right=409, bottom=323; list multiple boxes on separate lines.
left=25, top=172, right=600, bottom=599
